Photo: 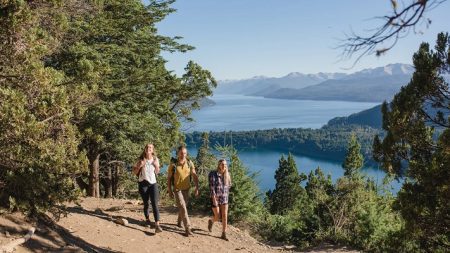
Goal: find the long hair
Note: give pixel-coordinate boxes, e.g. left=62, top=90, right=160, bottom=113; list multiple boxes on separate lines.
left=217, top=159, right=231, bottom=186
left=139, top=143, right=156, bottom=160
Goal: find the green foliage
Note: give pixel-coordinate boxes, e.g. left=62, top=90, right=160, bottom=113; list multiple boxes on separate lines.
left=352, top=191, right=403, bottom=251
left=195, top=132, right=216, bottom=175
left=111, top=169, right=140, bottom=200
left=188, top=174, right=211, bottom=212
left=267, top=154, right=305, bottom=215
left=257, top=144, right=403, bottom=252
left=342, top=134, right=364, bottom=177
left=262, top=214, right=298, bottom=242
left=373, top=32, right=450, bottom=252
left=327, top=104, right=383, bottom=129
left=0, top=0, right=217, bottom=214
left=46, top=0, right=216, bottom=197
left=186, top=125, right=382, bottom=163
left=190, top=133, right=217, bottom=212
left=0, top=1, right=88, bottom=214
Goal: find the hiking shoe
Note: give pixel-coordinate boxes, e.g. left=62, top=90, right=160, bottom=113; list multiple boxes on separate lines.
left=208, top=219, right=213, bottom=232
left=185, top=228, right=194, bottom=237
left=145, top=219, right=153, bottom=228
left=177, top=221, right=183, bottom=228
left=221, top=232, right=229, bottom=241
left=155, top=226, right=163, bottom=233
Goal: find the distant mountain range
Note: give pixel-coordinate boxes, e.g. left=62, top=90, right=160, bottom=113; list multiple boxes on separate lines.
left=215, top=63, right=414, bottom=102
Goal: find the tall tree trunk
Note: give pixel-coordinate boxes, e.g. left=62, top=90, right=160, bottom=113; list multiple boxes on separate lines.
left=112, top=165, right=120, bottom=197
left=76, top=175, right=89, bottom=193
left=88, top=153, right=100, bottom=198
left=104, top=166, right=112, bottom=198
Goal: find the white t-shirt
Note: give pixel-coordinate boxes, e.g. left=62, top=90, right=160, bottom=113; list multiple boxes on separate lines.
left=138, top=158, right=158, bottom=184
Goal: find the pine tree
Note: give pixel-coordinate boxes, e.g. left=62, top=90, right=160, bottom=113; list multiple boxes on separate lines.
left=342, top=134, right=364, bottom=177
left=0, top=0, right=217, bottom=213
left=195, top=132, right=216, bottom=176
left=0, top=1, right=89, bottom=214
left=269, top=154, right=304, bottom=215
left=47, top=0, right=216, bottom=197
left=190, top=132, right=217, bottom=211
left=373, top=32, right=450, bottom=251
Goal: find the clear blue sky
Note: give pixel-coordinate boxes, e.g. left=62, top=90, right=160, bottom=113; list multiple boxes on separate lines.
left=155, top=0, right=450, bottom=80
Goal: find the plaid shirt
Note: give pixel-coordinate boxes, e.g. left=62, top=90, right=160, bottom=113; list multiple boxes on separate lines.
left=208, top=171, right=231, bottom=205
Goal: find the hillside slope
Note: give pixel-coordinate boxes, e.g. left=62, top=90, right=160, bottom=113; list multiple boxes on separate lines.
left=326, top=104, right=383, bottom=129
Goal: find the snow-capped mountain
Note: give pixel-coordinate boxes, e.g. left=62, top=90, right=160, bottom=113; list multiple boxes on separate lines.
left=343, top=63, right=414, bottom=80
left=215, top=63, right=414, bottom=102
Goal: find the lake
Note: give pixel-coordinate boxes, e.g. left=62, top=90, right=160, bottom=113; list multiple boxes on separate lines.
left=186, top=147, right=399, bottom=193
left=185, top=94, right=378, bottom=132
left=183, top=94, right=399, bottom=192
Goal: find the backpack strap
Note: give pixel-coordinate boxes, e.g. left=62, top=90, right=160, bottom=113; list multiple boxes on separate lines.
left=134, top=159, right=144, bottom=178
left=187, top=159, right=194, bottom=173
left=171, top=158, right=177, bottom=173
left=187, top=159, right=194, bottom=182
left=170, top=157, right=177, bottom=185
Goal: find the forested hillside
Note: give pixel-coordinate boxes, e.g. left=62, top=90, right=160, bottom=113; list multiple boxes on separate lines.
left=186, top=125, right=382, bottom=162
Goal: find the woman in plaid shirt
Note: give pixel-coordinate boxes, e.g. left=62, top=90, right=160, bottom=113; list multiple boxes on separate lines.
left=208, top=159, right=232, bottom=240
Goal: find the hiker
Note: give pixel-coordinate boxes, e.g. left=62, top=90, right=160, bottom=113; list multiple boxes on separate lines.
left=207, top=159, right=232, bottom=241
left=167, top=145, right=199, bottom=237
left=133, top=143, right=163, bottom=233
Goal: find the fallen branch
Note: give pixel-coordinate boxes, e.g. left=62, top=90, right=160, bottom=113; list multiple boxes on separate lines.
left=1, top=227, right=36, bottom=253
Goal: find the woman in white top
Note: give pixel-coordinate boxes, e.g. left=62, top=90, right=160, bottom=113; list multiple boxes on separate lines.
left=133, top=143, right=162, bottom=233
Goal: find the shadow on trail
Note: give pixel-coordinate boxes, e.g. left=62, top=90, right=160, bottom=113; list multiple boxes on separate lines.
left=65, top=206, right=154, bottom=236
left=0, top=213, right=122, bottom=253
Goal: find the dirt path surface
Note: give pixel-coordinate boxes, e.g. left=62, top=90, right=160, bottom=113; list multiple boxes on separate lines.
left=0, top=198, right=358, bottom=253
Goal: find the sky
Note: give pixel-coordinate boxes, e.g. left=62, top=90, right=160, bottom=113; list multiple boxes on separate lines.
left=155, top=0, right=450, bottom=80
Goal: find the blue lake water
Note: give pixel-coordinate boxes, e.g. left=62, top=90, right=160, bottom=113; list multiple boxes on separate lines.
left=184, top=94, right=400, bottom=192
left=185, top=94, right=379, bottom=132
left=186, top=147, right=399, bottom=193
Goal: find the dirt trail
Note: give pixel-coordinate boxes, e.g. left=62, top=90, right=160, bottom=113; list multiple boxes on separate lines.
left=0, top=198, right=358, bottom=253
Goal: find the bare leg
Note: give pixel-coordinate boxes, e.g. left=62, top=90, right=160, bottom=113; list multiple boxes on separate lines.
left=220, top=204, right=228, bottom=232
left=212, top=206, right=220, bottom=222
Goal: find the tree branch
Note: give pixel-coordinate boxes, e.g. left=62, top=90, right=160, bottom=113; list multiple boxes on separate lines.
left=38, top=112, right=67, bottom=124
left=339, top=0, right=447, bottom=65
left=0, top=74, right=20, bottom=80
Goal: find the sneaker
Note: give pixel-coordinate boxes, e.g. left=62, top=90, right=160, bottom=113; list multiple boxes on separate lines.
left=208, top=219, right=213, bottom=232
left=221, top=232, right=229, bottom=241
left=155, top=226, right=163, bottom=233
